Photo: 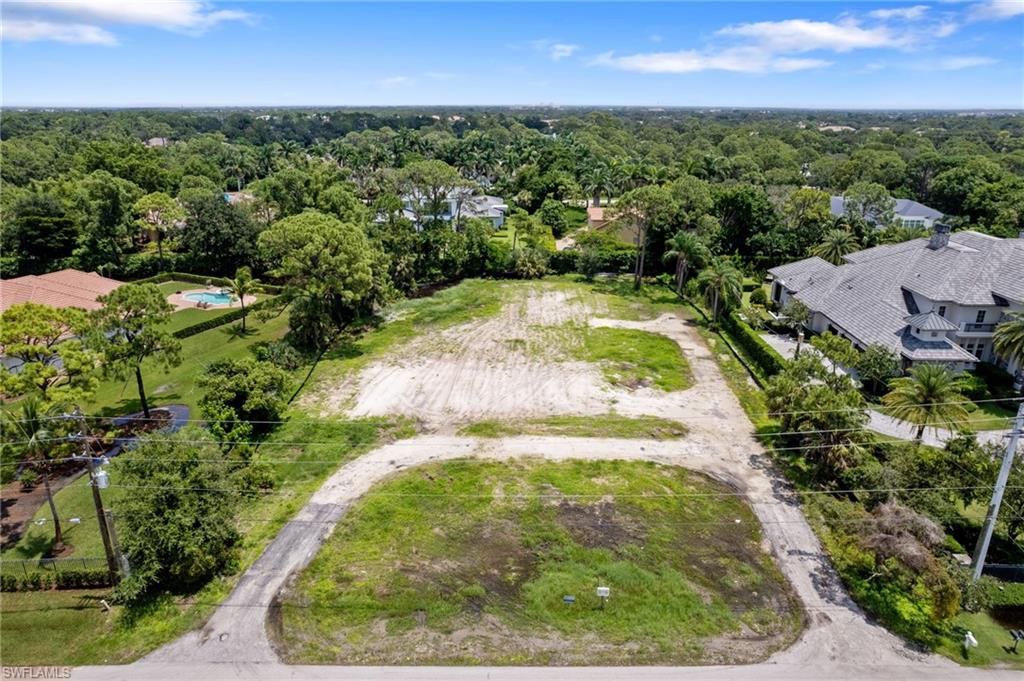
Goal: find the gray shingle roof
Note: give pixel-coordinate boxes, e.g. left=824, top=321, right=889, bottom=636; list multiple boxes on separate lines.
left=898, top=330, right=978, bottom=362
left=829, top=196, right=943, bottom=222
left=904, top=311, right=958, bottom=331
left=768, top=230, right=1024, bottom=362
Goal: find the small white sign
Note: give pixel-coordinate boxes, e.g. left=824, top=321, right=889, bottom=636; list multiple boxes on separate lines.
left=596, top=586, right=610, bottom=598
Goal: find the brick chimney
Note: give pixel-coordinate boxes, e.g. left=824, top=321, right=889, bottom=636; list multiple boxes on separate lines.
left=928, top=222, right=951, bottom=250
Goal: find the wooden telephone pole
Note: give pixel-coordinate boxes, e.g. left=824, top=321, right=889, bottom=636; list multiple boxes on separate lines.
left=69, top=407, right=121, bottom=583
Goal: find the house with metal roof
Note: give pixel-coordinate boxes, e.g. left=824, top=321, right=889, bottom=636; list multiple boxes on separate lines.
left=380, top=191, right=508, bottom=230
left=768, top=224, right=1024, bottom=378
left=830, top=196, right=944, bottom=229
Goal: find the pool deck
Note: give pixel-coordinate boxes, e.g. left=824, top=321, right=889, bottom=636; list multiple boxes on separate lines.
left=167, top=287, right=257, bottom=311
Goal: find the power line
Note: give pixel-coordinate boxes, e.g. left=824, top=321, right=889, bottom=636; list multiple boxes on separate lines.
left=77, top=482, right=1024, bottom=498
left=15, top=394, right=1021, bottom=426
left=2, top=427, right=1011, bottom=467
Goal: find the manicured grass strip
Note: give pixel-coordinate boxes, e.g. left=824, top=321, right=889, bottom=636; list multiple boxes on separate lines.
left=933, top=611, right=1024, bottom=669
left=86, top=312, right=290, bottom=416
left=276, top=459, right=801, bottom=665
left=572, top=326, right=692, bottom=391
left=459, top=414, right=687, bottom=439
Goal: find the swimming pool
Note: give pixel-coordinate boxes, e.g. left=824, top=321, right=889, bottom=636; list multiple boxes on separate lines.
left=184, top=291, right=235, bottom=306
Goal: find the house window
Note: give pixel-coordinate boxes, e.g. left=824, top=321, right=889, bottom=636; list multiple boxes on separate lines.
left=976, top=310, right=986, bottom=323
left=937, top=306, right=946, bottom=317
left=977, top=343, right=985, bottom=357
left=930, top=331, right=938, bottom=337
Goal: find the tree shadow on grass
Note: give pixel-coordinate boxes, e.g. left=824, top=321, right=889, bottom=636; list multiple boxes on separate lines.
left=93, top=392, right=184, bottom=418
left=220, top=324, right=258, bottom=342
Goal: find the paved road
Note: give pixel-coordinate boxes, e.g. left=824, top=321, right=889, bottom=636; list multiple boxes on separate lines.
left=70, top=662, right=1021, bottom=681
left=867, top=410, right=1008, bottom=448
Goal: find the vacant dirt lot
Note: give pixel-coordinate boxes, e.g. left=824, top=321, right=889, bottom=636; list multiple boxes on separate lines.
left=317, top=282, right=711, bottom=428
left=143, top=279, right=950, bottom=673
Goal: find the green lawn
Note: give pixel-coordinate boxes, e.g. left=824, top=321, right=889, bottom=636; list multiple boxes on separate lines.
left=935, top=610, right=1024, bottom=670
left=86, top=310, right=290, bottom=416
left=564, top=205, right=588, bottom=231
left=459, top=414, right=688, bottom=439
left=570, top=326, right=693, bottom=391
left=961, top=400, right=1018, bottom=431
left=276, top=458, right=802, bottom=665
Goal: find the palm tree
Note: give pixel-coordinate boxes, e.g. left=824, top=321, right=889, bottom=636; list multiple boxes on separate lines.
left=4, top=397, right=67, bottom=552
left=882, top=364, right=970, bottom=442
left=696, top=259, right=743, bottom=324
left=663, top=231, right=710, bottom=295
left=812, top=229, right=859, bottom=265
left=228, top=266, right=259, bottom=332
left=994, top=313, right=1024, bottom=367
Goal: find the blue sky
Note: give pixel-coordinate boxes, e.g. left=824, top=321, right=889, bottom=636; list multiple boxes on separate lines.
left=2, top=1, right=1022, bottom=108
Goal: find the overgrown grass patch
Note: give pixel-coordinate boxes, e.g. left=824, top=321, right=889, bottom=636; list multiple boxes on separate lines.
left=566, top=326, right=692, bottom=391
left=458, top=414, right=687, bottom=439
left=275, top=458, right=802, bottom=665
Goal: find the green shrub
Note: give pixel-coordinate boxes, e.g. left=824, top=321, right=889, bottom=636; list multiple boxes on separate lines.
left=720, top=312, right=786, bottom=378
left=986, top=581, right=1024, bottom=608
left=172, top=297, right=276, bottom=339
left=0, top=574, right=18, bottom=592
left=749, top=288, right=768, bottom=307
left=54, top=569, right=112, bottom=589
left=18, top=469, right=38, bottom=490
left=958, top=372, right=990, bottom=401
left=131, top=271, right=283, bottom=295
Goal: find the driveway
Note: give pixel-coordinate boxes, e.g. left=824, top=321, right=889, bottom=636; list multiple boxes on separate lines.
left=760, top=330, right=1011, bottom=447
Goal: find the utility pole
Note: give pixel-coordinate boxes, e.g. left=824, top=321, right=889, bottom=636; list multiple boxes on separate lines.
left=70, top=408, right=120, bottom=583
left=971, top=401, right=1024, bottom=581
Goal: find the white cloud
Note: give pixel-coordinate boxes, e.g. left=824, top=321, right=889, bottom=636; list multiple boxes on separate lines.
left=968, top=0, right=1024, bottom=20
left=425, top=71, right=457, bottom=81
left=530, top=39, right=581, bottom=60
left=934, top=20, right=960, bottom=36
left=378, top=75, right=412, bottom=88
left=938, top=55, right=998, bottom=68
left=549, top=42, right=580, bottom=60
left=2, top=18, right=115, bottom=44
left=716, top=18, right=911, bottom=52
left=592, top=47, right=831, bottom=74
left=1, top=1, right=252, bottom=44
left=649, top=33, right=664, bottom=43
left=868, top=5, right=932, bottom=20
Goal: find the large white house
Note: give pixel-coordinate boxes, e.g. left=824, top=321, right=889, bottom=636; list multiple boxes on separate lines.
left=768, top=225, right=1024, bottom=380
left=383, top=191, right=508, bottom=230
left=830, top=196, right=943, bottom=229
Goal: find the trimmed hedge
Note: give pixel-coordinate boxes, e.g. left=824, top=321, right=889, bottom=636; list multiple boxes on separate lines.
left=131, top=271, right=283, bottom=295
left=987, top=581, right=1024, bottom=607
left=0, top=568, right=112, bottom=592
left=720, top=311, right=787, bottom=378
left=172, top=297, right=278, bottom=339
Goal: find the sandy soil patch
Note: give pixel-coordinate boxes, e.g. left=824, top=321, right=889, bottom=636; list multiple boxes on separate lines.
left=316, top=287, right=716, bottom=427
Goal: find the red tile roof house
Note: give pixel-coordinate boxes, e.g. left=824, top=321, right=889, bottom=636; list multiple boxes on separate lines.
left=0, top=269, right=124, bottom=313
